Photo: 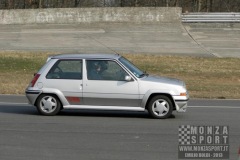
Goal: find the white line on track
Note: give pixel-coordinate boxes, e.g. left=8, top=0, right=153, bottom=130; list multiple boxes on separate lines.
left=189, top=106, right=240, bottom=109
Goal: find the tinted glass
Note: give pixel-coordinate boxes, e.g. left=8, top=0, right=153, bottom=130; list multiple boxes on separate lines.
left=46, top=60, right=82, bottom=79
left=118, top=57, right=144, bottom=78
left=87, top=60, right=128, bottom=81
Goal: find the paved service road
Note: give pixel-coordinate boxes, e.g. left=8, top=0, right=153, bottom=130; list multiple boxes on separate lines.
left=0, top=23, right=206, bottom=56
left=0, top=96, right=239, bottom=160
left=184, top=23, right=240, bottom=58
left=1, top=23, right=240, bottom=57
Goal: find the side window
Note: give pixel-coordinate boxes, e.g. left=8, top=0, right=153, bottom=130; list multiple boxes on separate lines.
left=46, top=60, right=82, bottom=80
left=87, top=60, right=128, bottom=81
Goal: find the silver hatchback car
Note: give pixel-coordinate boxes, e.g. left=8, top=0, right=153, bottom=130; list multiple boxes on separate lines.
left=25, top=54, right=189, bottom=119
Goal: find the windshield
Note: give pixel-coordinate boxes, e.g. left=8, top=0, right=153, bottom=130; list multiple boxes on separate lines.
left=119, top=57, right=145, bottom=78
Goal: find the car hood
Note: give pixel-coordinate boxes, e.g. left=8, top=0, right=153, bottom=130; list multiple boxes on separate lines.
left=141, top=75, right=184, bottom=86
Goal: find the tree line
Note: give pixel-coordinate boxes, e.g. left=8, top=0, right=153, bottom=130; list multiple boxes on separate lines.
left=1, top=0, right=240, bottom=12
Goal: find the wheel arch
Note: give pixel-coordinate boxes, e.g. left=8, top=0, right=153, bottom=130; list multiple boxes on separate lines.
left=144, top=93, right=176, bottom=110
left=34, top=89, right=69, bottom=108
left=34, top=93, right=63, bottom=109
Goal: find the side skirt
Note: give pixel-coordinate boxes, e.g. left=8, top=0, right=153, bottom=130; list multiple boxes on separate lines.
left=63, top=105, right=145, bottom=111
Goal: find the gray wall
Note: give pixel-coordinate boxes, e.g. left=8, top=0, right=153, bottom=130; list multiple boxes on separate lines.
left=0, top=7, right=181, bottom=24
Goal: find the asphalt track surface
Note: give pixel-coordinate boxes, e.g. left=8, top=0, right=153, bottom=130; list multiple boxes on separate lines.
left=0, top=95, right=239, bottom=160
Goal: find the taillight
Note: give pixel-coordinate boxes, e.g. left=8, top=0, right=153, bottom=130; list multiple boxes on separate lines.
left=30, top=74, right=40, bottom=87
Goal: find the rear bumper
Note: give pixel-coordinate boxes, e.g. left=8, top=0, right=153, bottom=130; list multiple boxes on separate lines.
left=25, top=90, right=41, bottom=105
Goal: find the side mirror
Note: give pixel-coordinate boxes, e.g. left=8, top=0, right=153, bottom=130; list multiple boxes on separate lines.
left=125, top=75, right=133, bottom=82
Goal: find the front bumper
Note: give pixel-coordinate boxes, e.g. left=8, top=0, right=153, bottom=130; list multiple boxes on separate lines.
left=173, top=93, right=189, bottom=112
left=175, top=100, right=188, bottom=112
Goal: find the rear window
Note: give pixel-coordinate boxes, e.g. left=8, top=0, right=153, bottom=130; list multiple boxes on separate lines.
left=46, top=60, right=82, bottom=80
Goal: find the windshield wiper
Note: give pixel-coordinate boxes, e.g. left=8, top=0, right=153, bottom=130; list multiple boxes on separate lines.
left=139, top=73, right=148, bottom=78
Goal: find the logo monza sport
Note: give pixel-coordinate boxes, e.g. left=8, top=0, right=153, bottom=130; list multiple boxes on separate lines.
left=178, top=125, right=229, bottom=159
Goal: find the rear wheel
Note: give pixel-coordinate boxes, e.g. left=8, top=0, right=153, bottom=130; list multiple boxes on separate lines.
left=36, top=94, right=61, bottom=116
left=147, top=95, right=173, bottom=119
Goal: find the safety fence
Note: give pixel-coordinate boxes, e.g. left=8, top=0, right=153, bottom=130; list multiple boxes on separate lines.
left=182, top=12, right=240, bottom=22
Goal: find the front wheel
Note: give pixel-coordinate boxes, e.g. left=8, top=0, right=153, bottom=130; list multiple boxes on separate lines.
left=147, top=95, right=173, bottom=119
left=36, top=94, right=61, bottom=116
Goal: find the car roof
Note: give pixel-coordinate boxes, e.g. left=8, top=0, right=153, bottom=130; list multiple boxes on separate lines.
left=51, top=53, right=121, bottom=60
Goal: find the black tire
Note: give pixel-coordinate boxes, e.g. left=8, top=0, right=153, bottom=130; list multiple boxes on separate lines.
left=147, top=95, right=173, bottom=119
left=36, top=94, right=61, bottom=116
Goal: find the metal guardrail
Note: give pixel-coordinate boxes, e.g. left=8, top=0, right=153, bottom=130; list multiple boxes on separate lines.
left=182, top=12, right=240, bottom=23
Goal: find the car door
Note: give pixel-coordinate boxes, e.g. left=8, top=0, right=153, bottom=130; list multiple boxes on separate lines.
left=44, top=59, right=83, bottom=105
left=83, top=59, right=140, bottom=107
